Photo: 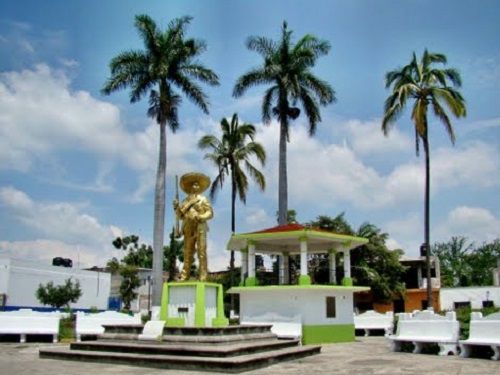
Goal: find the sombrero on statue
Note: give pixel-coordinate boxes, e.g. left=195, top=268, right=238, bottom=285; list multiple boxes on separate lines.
left=179, top=172, right=211, bottom=194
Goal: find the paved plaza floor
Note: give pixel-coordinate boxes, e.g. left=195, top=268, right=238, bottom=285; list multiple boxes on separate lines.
left=0, top=337, right=499, bottom=374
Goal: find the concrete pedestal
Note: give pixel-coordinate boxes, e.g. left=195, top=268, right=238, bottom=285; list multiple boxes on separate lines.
left=159, top=282, right=228, bottom=327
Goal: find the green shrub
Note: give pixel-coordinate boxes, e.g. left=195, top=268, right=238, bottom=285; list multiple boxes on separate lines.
left=59, top=317, right=75, bottom=341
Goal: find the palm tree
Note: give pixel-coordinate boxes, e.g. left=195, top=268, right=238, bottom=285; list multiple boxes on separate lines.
left=233, top=21, right=335, bottom=225
left=199, top=113, right=266, bottom=307
left=102, top=14, right=219, bottom=305
left=382, top=50, right=466, bottom=309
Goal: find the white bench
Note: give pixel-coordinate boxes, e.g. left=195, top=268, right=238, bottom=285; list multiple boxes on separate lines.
left=0, top=311, right=60, bottom=342
left=76, top=311, right=141, bottom=342
left=354, top=310, right=394, bottom=336
left=241, top=313, right=302, bottom=341
left=387, top=310, right=459, bottom=356
left=459, top=312, right=500, bottom=360
left=138, top=320, right=166, bottom=341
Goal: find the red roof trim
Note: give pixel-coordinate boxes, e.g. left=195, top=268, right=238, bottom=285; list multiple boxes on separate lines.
left=249, top=223, right=305, bottom=234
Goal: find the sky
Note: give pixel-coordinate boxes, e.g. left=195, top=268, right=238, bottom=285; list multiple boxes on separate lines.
left=0, top=0, right=499, bottom=271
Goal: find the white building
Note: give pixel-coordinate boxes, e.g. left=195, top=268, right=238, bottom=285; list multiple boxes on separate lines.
left=440, top=286, right=500, bottom=310
left=0, top=258, right=110, bottom=311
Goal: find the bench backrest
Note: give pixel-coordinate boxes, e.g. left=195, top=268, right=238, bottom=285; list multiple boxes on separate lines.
left=354, top=310, right=393, bottom=329
left=0, top=315, right=60, bottom=334
left=76, top=311, right=141, bottom=333
left=468, top=312, right=500, bottom=341
left=396, top=310, right=459, bottom=341
left=241, top=313, right=302, bottom=339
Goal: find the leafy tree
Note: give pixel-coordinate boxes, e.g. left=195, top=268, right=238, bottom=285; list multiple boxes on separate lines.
left=382, top=50, right=466, bottom=308
left=166, top=228, right=184, bottom=282
left=36, top=278, right=82, bottom=309
left=198, top=113, right=266, bottom=310
left=102, top=14, right=219, bottom=305
left=309, top=214, right=406, bottom=303
left=434, top=237, right=500, bottom=287
left=275, top=209, right=298, bottom=224
left=108, top=234, right=183, bottom=309
left=119, top=265, right=141, bottom=311
left=234, top=21, right=335, bottom=225
left=433, top=236, right=473, bottom=287
left=469, top=239, right=500, bottom=286
left=312, top=213, right=354, bottom=234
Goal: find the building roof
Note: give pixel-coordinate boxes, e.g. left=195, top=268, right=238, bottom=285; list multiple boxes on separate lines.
left=226, top=223, right=368, bottom=254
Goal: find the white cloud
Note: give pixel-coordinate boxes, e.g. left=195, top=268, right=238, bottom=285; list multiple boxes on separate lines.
left=0, top=240, right=114, bottom=268
left=0, top=186, right=122, bottom=266
left=342, top=118, right=412, bottom=156
left=254, top=121, right=500, bottom=211
left=0, top=64, right=218, bottom=201
left=244, top=207, right=274, bottom=228
left=435, top=206, right=500, bottom=244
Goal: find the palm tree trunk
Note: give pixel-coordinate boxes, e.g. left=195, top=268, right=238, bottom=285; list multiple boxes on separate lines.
left=152, top=121, right=166, bottom=306
left=423, top=128, right=433, bottom=310
left=278, top=118, right=288, bottom=226
left=230, top=167, right=236, bottom=312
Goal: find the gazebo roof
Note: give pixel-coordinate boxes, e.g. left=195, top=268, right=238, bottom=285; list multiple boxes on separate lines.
left=226, top=223, right=368, bottom=254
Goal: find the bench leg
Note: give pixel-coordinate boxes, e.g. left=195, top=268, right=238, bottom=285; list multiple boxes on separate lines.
left=412, top=342, right=423, bottom=354
left=438, top=343, right=457, bottom=356
left=77, top=334, right=81, bottom=342
left=20, top=334, right=26, bottom=343
left=459, top=344, right=471, bottom=358
left=364, top=329, right=369, bottom=337
left=390, top=340, right=402, bottom=352
left=53, top=334, right=58, bottom=343
left=491, top=346, right=500, bottom=361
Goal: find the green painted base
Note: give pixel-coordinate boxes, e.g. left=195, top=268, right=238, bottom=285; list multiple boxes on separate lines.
left=298, top=275, right=311, bottom=285
left=212, top=317, right=229, bottom=327
left=302, top=324, right=355, bottom=344
left=159, top=281, right=228, bottom=328
left=244, top=276, right=258, bottom=286
left=165, top=317, right=185, bottom=327
left=341, top=277, right=353, bottom=286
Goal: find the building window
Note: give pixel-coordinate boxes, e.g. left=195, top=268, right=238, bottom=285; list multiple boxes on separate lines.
left=326, top=296, right=336, bottom=318
left=482, top=300, right=494, bottom=308
left=454, top=301, right=471, bottom=309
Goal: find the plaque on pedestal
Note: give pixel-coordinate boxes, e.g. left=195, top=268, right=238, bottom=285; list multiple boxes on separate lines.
left=159, top=282, right=228, bottom=327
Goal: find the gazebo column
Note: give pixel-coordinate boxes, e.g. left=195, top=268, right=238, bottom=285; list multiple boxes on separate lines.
left=329, top=250, right=337, bottom=284
left=240, top=250, right=248, bottom=285
left=299, top=237, right=311, bottom=285
left=279, top=253, right=290, bottom=285
left=342, top=246, right=353, bottom=286
left=245, top=241, right=257, bottom=286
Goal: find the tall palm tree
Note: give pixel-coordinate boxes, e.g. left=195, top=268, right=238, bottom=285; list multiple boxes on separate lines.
left=102, top=14, right=219, bottom=305
left=233, top=21, right=335, bottom=225
left=199, top=113, right=266, bottom=307
left=382, top=50, right=466, bottom=309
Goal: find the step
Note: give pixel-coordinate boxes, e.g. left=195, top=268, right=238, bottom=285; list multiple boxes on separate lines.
left=71, top=338, right=300, bottom=357
left=102, top=324, right=273, bottom=336
left=99, top=331, right=278, bottom=344
left=40, top=344, right=321, bottom=373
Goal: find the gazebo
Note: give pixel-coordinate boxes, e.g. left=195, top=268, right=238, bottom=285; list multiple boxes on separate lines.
left=226, top=223, right=370, bottom=344
left=226, top=223, right=369, bottom=286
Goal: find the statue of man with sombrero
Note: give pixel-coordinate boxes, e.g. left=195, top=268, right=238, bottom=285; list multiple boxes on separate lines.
left=173, top=172, right=214, bottom=281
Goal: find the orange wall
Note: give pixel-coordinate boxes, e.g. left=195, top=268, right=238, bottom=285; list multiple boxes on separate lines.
left=371, top=290, right=440, bottom=313
left=404, top=289, right=440, bottom=312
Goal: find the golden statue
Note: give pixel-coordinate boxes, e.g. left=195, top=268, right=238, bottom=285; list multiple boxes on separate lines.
left=173, top=172, right=213, bottom=281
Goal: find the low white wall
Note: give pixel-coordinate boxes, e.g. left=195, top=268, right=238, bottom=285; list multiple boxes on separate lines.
left=0, top=258, right=110, bottom=310
left=440, top=286, right=500, bottom=310
left=239, top=288, right=354, bottom=325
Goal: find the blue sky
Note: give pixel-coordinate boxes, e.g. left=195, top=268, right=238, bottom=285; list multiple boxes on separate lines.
left=0, top=0, right=499, bottom=270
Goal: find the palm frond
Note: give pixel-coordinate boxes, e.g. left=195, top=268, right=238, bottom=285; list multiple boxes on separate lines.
left=431, top=99, right=456, bottom=144
left=233, top=68, right=273, bottom=97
